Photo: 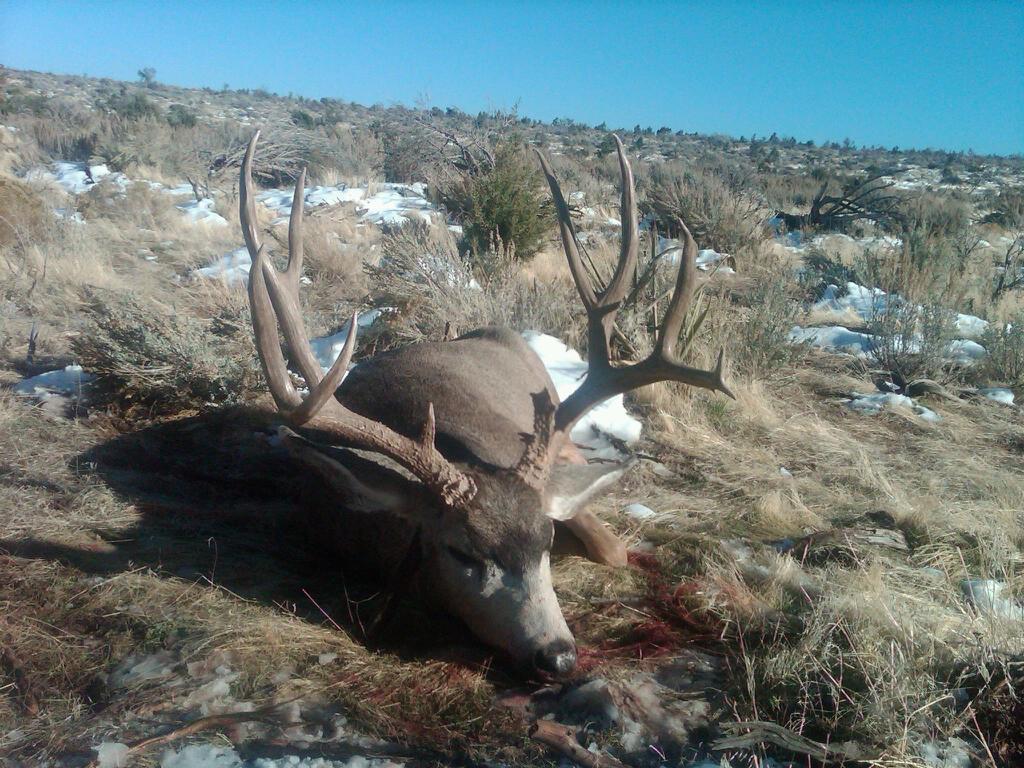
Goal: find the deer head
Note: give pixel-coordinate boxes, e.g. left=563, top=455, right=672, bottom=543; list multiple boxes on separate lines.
left=240, top=132, right=731, bottom=678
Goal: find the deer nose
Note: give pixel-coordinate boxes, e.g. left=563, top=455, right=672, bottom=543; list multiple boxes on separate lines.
left=533, top=641, right=577, bottom=678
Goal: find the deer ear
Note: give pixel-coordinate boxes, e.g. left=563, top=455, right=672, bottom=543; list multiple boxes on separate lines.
left=279, top=427, right=428, bottom=518
left=545, top=459, right=635, bottom=521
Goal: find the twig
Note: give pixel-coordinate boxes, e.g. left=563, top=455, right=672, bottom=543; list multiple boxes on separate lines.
left=83, top=706, right=280, bottom=767
left=529, top=719, right=629, bottom=768
left=712, top=720, right=870, bottom=764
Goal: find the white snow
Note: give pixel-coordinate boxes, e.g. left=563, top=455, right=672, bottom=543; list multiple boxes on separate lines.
left=257, top=185, right=366, bottom=219
left=946, top=339, right=987, bottom=365
left=522, top=331, right=642, bottom=457
left=796, top=282, right=990, bottom=365
left=26, top=161, right=226, bottom=227
left=310, top=310, right=387, bottom=371
left=177, top=197, right=228, bottom=227
left=657, top=237, right=734, bottom=273
left=955, top=313, right=989, bottom=339
left=257, top=182, right=433, bottom=228
left=28, top=161, right=122, bottom=195
left=108, top=651, right=177, bottom=688
left=358, top=185, right=433, bottom=227
left=95, top=742, right=130, bottom=768
left=979, top=387, right=1014, bottom=405
left=193, top=247, right=251, bottom=284
left=623, top=503, right=657, bottom=520
left=918, top=738, right=973, bottom=768
left=160, top=744, right=404, bottom=768
left=844, top=392, right=941, bottom=422
left=789, top=325, right=874, bottom=357
left=813, top=282, right=888, bottom=319
left=14, top=364, right=93, bottom=397
left=961, top=579, right=1024, bottom=620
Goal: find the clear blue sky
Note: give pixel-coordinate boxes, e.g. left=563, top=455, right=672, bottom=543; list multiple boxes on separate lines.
left=2, top=1, right=1021, bottom=155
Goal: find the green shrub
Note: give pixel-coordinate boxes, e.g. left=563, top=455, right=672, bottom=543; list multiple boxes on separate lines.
left=102, top=88, right=160, bottom=120
left=290, top=109, right=317, bottom=129
left=380, top=127, right=428, bottom=183
left=166, top=103, right=197, bottom=128
left=71, top=290, right=260, bottom=414
left=442, top=142, right=553, bottom=261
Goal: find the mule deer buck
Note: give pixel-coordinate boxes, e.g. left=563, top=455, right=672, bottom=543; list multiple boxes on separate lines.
left=241, top=132, right=732, bottom=678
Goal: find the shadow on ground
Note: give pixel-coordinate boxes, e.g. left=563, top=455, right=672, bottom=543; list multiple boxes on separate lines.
left=0, top=407, right=499, bottom=674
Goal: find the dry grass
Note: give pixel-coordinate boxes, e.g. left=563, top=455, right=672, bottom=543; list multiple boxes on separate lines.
left=2, top=83, right=1023, bottom=764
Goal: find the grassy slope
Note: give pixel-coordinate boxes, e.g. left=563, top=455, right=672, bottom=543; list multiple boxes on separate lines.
left=0, top=68, right=1022, bottom=766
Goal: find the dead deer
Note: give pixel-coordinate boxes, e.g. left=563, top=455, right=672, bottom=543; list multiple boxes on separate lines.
left=240, top=132, right=732, bottom=678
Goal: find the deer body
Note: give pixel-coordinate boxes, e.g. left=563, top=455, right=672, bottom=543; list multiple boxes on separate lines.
left=337, top=327, right=557, bottom=470
left=241, top=132, right=732, bottom=678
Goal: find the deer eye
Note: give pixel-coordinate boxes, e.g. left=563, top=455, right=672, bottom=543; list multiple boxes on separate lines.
left=446, top=546, right=482, bottom=571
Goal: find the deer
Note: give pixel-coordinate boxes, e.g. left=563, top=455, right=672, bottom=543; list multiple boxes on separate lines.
left=240, top=131, right=732, bottom=679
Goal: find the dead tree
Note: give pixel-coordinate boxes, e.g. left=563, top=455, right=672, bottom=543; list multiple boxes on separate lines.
left=992, top=233, right=1024, bottom=301
left=776, top=172, right=904, bottom=232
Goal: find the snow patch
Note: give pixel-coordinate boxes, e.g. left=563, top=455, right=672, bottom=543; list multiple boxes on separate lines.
left=946, top=339, right=986, bottom=365
left=657, top=237, right=734, bottom=273
left=802, top=282, right=989, bottom=364
left=193, top=247, right=251, bottom=284
left=95, top=742, right=130, bottom=768
left=310, top=310, right=387, bottom=371
left=961, top=579, right=1024, bottom=620
left=813, top=282, right=888, bottom=319
left=160, top=743, right=405, bottom=768
left=789, top=325, right=873, bottom=357
left=845, top=392, right=940, bottom=422
left=14, top=365, right=93, bottom=397
left=28, top=161, right=121, bottom=195
left=177, top=197, right=227, bottom=227
left=257, top=182, right=433, bottom=228
left=979, top=387, right=1014, bottom=405
left=522, top=332, right=642, bottom=458
left=623, top=503, right=657, bottom=520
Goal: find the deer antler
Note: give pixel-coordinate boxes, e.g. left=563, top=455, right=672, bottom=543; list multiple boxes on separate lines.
left=242, top=132, right=476, bottom=507
left=536, top=135, right=734, bottom=443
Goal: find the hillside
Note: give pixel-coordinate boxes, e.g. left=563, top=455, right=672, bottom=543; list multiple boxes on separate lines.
left=1, top=66, right=1023, bottom=767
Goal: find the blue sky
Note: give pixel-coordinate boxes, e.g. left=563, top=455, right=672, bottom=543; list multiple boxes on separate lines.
left=2, top=1, right=1021, bottom=155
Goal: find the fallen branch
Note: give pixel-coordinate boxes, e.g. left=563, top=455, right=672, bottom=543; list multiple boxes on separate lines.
left=529, top=719, right=629, bottom=768
left=713, top=720, right=870, bottom=764
left=82, top=707, right=279, bottom=767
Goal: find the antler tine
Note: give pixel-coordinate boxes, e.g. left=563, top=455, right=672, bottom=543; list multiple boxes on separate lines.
left=240, top=132, right=263, bottom=259
left=247, top=243, right=302, bottom=412
left=601, top=135, right=639, bottom=307
left=288, top=311, right=358, bottom=425
left=657, top=218, right=698, bottom=360
left=241, top=133, right=477, bottom=508
left=541, top=136, right=734, bottom=441
left=284, top=166, right=306, bottom=288
left=534, top=149, right=597, bottom=310
left=241, top=132, right=301, bottom=413
left=537, top=137, right=639, bottom=372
